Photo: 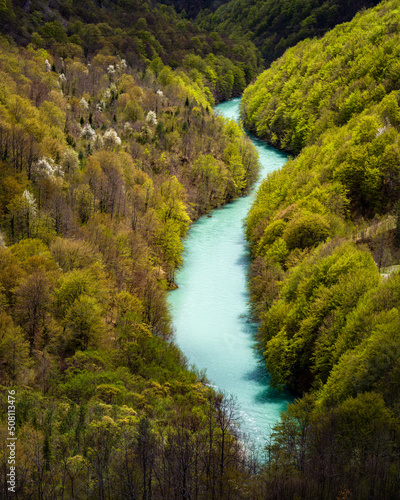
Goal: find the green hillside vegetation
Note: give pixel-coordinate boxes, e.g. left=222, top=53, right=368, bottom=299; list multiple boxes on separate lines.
left=241, top=2, right=400, bottom=154
left=197, top=0, right=380, bottom=66
left=243, top=0, right=400, bottom=497
left=0, top=35, right=260, bottom=497
left=2, top=0, right=400, bottom=496
left=160, top=0, right=231, bottom=18
left=0, top=0, right=260, bottom=101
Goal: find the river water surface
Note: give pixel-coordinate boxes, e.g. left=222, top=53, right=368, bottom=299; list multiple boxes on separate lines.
left=168, top=98, right=291, bottom=448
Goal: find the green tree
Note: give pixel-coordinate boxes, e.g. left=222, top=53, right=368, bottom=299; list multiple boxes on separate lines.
left=0, top=311, right=30, bottom=383
left=14, top=270, right=54, bottom=349
left=283, top=213, right=330, bottom=250
left=64, top=295, right=104, bottom=352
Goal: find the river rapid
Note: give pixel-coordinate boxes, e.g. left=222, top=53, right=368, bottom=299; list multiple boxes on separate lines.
left=168, top=98, right=292, bottom=449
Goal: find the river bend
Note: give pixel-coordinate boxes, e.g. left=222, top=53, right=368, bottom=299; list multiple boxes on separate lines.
left=169, top=98, right=291, bottom=447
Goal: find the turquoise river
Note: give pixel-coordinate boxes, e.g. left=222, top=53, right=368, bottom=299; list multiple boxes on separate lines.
left=168, top=98, right=292, bottom=449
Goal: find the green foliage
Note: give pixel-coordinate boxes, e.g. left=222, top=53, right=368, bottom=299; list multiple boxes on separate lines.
left=0, top=311, right=30, bottom=384
left=122, top=99, right=144, bottom=122
left=0, top=0, right=260, bottom=102
left=223, top=142, right=246, bottom=196
left=258, top=241, right=380, bottom=392
left=257, top=219, right=286, bottom=254
left=241, top=2, right=400, bottom=155
left=197, top=0, right=379, bottom=66
left=64, top=295, right=104, bottom=352
left=54, top=267, right=107, bottom=320
left=283, top=213, right=330, bottom=251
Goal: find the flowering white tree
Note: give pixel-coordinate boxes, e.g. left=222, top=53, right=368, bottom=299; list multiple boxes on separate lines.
left=32, top=157, right=64, bottom=180
left=80, top=97, right=89, bottom=110
left=22, top=190, right=37, bottom=215
left=92, top=134, right=104, bottom=151
left=45, top=59, right=51, bottom=73
left=21, top=190, right=38, bottom=238
left=146, top=110, right=158, bottom=126
left=103, top=129, right=121, bottom=147
left=7, top=190, right=38, bottom=240
left=80, top=123, right=97, bottom=141
left=124, top=122, right=133, bottom=132
left=102, top=85, right=117, bottom=104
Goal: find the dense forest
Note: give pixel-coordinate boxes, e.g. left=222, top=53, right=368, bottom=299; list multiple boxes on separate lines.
left=0, top=0, right=261, bottom=101
left=197, top=0, right=381, bottom=66
left=1, top=0, right=400, bottom=498
left=243, top=0, right=400, bottom=497
left=159, top=0, right=230, bottom=18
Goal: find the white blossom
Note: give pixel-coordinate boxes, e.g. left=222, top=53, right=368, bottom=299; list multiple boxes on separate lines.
left=0, top=230, right=5, bottom=248
left=146, top=110, right=158, bottom=126
left=156, top=89, right=163, bottom=97
left=22, top=190, right=38, bottom=217
left=92, top=134, right=104, bottom=150
left=107, top=64, right=115, bottom=75
left=80, top=123, right=97, bottom=141
left=45, top=59, right=51, bottom=73
left=120, top=59, right=127, bottom=70
left=103, top=128, right=121, bottom=147
left=124, top=122, right=133, bottom=132
left=104, top=88, right=111, bottom=100
left=96, top=102, right=104, bottom=112
left=58, top=73, right=67, bottom=83
left=32, top=157, right=64, bottom=180
left=80, top=97, right=89, bottom=110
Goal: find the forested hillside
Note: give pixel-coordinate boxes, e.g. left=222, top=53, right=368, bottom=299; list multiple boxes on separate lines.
left=159, top=0, right=230, bottom=18
left=243, top=0, right=400, bottom=497
left=0, top=3, right=262, bottom=492
left=0, top=0, right=260, bottom=101
left=197, top=0, right=380, bottom=66
left=2, top=0, right=400, bottom=497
